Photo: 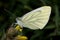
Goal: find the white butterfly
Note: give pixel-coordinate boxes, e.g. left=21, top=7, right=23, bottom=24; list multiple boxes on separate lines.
left=16, top=6, right=51, bottom=30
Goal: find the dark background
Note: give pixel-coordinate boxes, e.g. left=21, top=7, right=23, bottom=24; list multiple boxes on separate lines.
left=0, top=0, right=60, bottom=40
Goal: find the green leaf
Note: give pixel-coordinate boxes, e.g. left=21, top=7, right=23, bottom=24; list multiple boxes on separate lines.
left=44, top=23, right=55, bottom=29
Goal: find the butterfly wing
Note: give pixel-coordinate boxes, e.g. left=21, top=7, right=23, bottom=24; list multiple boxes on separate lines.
left=17, top=6, right=51, bottom=30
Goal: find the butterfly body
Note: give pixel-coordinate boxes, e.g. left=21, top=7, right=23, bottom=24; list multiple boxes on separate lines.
left=16, top=6, right=51, bottom=30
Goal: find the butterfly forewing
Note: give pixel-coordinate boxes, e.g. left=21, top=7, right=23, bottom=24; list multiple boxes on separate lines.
left=18, top=6, right=51, bottom=30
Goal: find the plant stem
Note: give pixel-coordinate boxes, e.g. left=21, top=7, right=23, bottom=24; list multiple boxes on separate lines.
left=54, top=5, right=59, bottom=35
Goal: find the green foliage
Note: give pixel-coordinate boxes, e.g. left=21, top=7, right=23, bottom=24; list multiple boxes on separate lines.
left=0, top=0, right=60, bottom=40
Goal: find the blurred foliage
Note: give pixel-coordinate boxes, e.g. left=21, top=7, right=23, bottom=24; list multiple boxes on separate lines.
left=0, top=0, right=60, bottom=40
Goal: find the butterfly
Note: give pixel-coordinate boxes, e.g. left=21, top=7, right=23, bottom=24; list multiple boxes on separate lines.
left=16, top=6, right=51, bottom=30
